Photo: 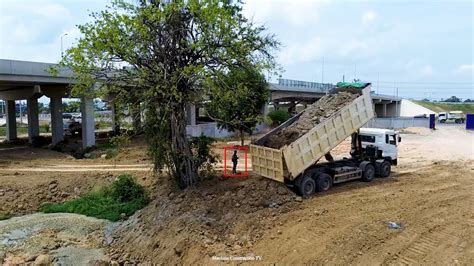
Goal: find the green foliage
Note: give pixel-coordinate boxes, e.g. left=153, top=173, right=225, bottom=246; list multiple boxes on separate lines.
left=40, top=175, right=148, bottom=221
left=109, top=134, right=130, bottom=150
left=62, top=101, right=81, bottom=113
left=189, top=135, right=219, bottom=176
left=38, top=102, right=49, bottom=113
left=0, top=123, right=48, bottom=137
left=109, top=175, right=147, bottom=203
left=57, top=0, right=279, bottom=188
left=41, top=123, right=50, bottom=133
left=95, top=120, right=112, bottom=129
left=206, top=66, right=269, bottom=145
left=414, top=101, right=474, bottom=113
left=444, top=96, right=461, bottom=102
left=267, top=110, right=290, bottom=126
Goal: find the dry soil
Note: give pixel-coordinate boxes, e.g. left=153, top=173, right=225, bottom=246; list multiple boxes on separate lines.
left=0, top=124, right=473, bottom=265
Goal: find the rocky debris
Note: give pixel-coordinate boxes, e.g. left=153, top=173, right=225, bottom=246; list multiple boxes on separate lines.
left=34, top=254, right=51, bottom=265
left=0, top=213, right=110, bottom=265
left=264, top=91, right=358, bottom=148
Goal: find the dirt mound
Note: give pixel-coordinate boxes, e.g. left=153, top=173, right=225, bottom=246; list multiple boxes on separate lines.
left=264, top=92, right=358, bottom=148
left=107, top=174, right=299, bottom=264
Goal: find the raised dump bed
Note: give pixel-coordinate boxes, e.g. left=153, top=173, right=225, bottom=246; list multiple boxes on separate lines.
left=250, top=84, right=375, bottom=184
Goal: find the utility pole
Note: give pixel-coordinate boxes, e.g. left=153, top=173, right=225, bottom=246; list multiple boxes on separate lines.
left=377, top=72, right=380, bottom=94
left=354, top=64, right=357, bottom=81
left=322, top=57, right=326, bottom=94
left=61, top=33, right=68, bottom=58
left=396, top=87, right=399, bottom=116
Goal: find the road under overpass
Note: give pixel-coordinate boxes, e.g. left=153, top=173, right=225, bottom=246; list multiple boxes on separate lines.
left=0, top=60, right=403, bottom=144
left=0, top=59, right=95, bottom=148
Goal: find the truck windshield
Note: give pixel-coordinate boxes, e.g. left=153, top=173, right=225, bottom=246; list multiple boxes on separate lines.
left=389, top=135, right=396, bottom=145
left=360, top=135, right=375, bottom=143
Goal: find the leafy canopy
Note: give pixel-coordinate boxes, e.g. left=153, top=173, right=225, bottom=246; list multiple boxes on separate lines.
left=206, top=66, right=269, bottom=144
left=59, top=0, right=279, bottom=187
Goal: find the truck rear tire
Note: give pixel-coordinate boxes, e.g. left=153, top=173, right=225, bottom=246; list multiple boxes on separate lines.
left=297, top=175, right=316, bottom=197
left=379, top=161, right=391, bottom=177
left=316, top=173, right=332, bottom=192
left=361, top=164, right=375, bottom=182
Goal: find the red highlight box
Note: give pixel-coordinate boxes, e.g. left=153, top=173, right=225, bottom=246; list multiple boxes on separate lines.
left=223, top=145, right=248, bottom=178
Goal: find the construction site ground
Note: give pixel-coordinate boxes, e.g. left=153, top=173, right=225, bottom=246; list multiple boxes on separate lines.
left=0, top=124, right=473, bottom=264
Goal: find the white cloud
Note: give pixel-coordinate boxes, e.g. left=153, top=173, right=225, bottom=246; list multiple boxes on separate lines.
left=243, top=0, right=331, bottom=26
left=362, top=11, right=377, bottom=25
left=419, top=65, right=434, bottom=76
left=279, top=36, right=323, bottom=64
left=456, top=64, right=473, bottom=73
left=34, top=3, right=71, bottom=21
left=337, top=40, right=370, bottom=57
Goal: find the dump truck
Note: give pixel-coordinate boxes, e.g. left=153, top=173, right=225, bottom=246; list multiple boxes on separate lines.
left=250, top=83, right=400, bottom=196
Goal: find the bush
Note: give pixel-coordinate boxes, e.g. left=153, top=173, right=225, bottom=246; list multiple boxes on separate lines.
left=110, top=175, right=147, bottom=203
left=109, top=134, right=130, bottom=150
left=189, top=135, right=219, bottom=177
left=40, top=175, right=148, bottom=221
left=41, top=123, right=50, bottom=133
left=267, top=110, right=290, bottom=126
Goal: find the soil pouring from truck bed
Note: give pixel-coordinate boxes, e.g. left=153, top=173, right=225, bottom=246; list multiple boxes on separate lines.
left=264, top=91, right=359, bottom=149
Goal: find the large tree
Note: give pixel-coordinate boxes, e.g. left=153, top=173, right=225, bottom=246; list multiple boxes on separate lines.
left=59, top=0, right=278, bottom=188
left=206, top=66, right=269, bottom=146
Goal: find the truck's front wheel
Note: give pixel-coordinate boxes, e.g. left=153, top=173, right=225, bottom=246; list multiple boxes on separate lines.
left=316, top=173, right=332, bottom=192
left=362, top=164, right=375, bottom=182
left=297, top=175, right=316, bottom=197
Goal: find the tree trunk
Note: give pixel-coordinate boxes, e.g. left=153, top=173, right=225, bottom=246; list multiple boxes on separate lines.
left=239, top=129, right=244, bottom=146
left=131, top=104, right=142, bottom=134
left=170, top=105, right=199, bottom=188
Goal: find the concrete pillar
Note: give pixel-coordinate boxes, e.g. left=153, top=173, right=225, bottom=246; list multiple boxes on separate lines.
left=383, top=104, right=387, bottom=117
left=50, top=96, right=64, bottom=144
left=27, top=97, right=40, bottom=143
left=186, top=103, right=196, bottom=126
left=5, top=100, right=17, bottom=141
left=81, top=97, right=95, bottom=148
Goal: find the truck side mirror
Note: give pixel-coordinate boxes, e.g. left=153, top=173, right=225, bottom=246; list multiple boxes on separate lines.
left=398, top=136, right=401, bottom=143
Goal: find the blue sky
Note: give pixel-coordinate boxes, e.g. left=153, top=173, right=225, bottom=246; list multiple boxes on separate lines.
left=0, top=0, right=472, bottom=100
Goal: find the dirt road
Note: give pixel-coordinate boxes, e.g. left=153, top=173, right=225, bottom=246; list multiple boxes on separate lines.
left=108, top=125, right=474, bottom=264
left=0, top=124, right=473, bottom=264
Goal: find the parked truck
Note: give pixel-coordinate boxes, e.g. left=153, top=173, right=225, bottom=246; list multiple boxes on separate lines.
left=250, top=83, right=400, bottom=196
left=438, top=111, right=465, bottom=123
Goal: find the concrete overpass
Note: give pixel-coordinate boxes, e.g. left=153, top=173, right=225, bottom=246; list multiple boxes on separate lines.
left=0, top=59, right=95, bottom=147
left=270, top=79, right=401, bottom=117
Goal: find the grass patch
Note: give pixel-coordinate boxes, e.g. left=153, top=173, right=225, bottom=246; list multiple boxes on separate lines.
left=40, top=175, right=148, bottom=221
left=0, top=125, right=48, bottom=137
left=414, top=101, right=474, bottom=113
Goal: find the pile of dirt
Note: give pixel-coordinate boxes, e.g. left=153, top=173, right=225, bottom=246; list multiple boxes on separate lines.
left=107, top=174, right=300, bottom=264
left=264, top=92, right=358, bottom=148
left=0, top=213, right=110, bottom=265
left=0, top=172, right=116, bottom=216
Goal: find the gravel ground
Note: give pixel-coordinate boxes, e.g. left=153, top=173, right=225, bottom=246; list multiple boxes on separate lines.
left=0, top=213, right=112, bottom=265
